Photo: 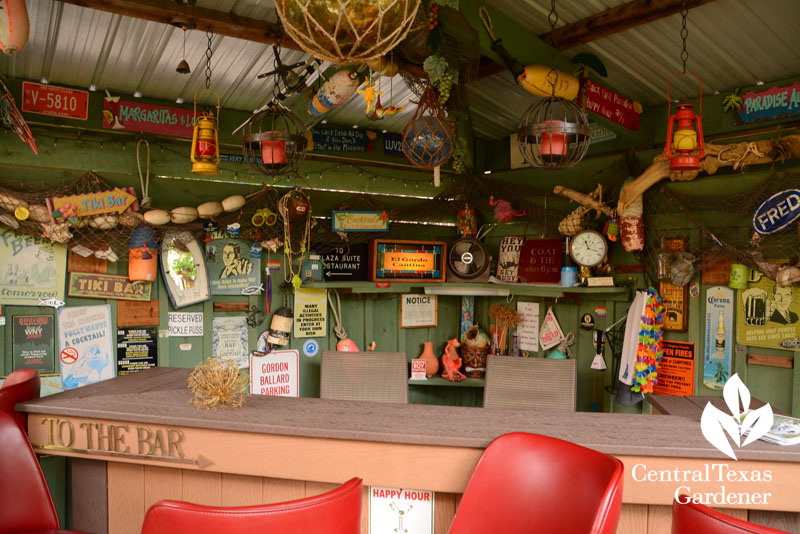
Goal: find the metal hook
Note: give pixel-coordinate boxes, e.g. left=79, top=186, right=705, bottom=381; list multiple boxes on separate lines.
left=246, top=305, right=263, bottom=328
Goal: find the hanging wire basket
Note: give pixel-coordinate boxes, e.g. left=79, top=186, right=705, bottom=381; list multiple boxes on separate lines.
left=275, top=0, right=422, bottom=65
left=517, top=95, right=591, bottom=170
left=402, top=87, right=455, bottom=169
left=241, top=103, right=307, bottom=177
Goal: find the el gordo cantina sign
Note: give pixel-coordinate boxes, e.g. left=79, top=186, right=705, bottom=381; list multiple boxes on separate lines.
left=752, top=189, right=800, bottom=235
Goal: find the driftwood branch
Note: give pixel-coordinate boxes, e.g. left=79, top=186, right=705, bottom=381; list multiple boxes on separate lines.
left=553, top=184, right=615, bottom=217
left=617, top=134, right=800, bottom=214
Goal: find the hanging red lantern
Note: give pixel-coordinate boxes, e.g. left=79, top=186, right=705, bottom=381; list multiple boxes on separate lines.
left=190, top=88, right=220, bottom=175
left=665, top=72, right=705, bottom=172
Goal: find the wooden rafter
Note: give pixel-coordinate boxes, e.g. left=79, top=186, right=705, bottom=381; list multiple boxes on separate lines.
left=539, top=0, right=717, bottom=50
left=55, top=0, right=300, bottom=50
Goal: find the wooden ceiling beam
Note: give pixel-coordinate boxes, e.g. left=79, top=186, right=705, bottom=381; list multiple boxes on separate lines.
left=539, top=0, right=717, bottom=50
left=54, top=0, right=301, bottom=50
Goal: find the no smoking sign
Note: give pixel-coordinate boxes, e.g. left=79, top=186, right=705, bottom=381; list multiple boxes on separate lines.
left=60, top=346, right=79, bottom=364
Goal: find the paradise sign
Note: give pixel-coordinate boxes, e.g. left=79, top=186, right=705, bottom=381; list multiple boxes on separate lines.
left=737, top=81, right=800, bottom=124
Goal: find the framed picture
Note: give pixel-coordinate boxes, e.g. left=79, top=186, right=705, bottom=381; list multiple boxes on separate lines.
left=369, top=239, right=447, bottom=283
left=399, top=294, right=438, bottom=329
left=160, top=231, right=210, bottom=309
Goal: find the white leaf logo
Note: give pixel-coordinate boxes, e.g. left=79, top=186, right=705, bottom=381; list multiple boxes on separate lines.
left=700, top=373, right=774, bottom=460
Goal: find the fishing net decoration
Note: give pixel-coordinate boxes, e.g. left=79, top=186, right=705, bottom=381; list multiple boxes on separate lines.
left=0, top=152, right=640, bottom=262
left=639, top=169, right=800, bottom=285
left=0, top=171, right=284, bottom=258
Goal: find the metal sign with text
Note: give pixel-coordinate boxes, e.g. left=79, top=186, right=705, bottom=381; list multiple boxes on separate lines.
left=22, top=81, right=89, bottom=120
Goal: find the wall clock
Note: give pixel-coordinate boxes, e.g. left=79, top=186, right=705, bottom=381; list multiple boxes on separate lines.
left=569, top=230, right=608, bottom=268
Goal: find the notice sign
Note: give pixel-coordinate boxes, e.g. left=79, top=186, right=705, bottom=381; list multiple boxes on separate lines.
left=13, top=315, right=55, bottom=373
left=539, top=307, right=565, bottom=350
left=516, top=301, right=540, bottom=352
left=653, top=340, right=695, bottom=396
left=400, top=294, right=437, bottom=328
left=294, top=288, right=327, bottom=338
left=369, top=487, right=433, bottom=534
left=116, top=327, right=157, bottom=375
left=168, top=312, right=204, bottom=337
left=250, top=350, right=299, bottom=397
left=22, top=81, right=89, bottom=120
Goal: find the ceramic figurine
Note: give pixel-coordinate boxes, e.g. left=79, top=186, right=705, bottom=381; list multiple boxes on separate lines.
left=440, top=338, right=466, bottom=382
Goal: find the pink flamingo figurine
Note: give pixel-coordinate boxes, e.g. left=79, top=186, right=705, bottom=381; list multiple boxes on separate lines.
left=489, top=195, right=526, bottom=222
left=441, top=338, right=466, bottom=382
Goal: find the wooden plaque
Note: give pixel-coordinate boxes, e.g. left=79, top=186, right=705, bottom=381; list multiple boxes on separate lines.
left=659, top=281, right=688, bottom=332
left=702, top=254, right=734, bottom=285
left=368, top=239, right=447, bottom=283
left=68, top=250, right=107, bottom=274
left=117, top=299, right=159, bottom=327
left=68, top=272, right=152, bottom=301
left=662, top=236, right=689, bottom=253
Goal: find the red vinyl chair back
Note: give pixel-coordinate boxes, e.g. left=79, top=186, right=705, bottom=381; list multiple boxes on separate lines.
left=0, top=368, right=40, bottom=433
left=672, top=496, right=790, bottom=533
left=449, top=432, right=624, bottom=534
left=0, top=410, right=61, bottom=532
left=141, top=477, right=362, bottom=534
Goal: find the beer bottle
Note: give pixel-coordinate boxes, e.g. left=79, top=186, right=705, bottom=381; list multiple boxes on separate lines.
left=715, top=311, right=726, bottom=352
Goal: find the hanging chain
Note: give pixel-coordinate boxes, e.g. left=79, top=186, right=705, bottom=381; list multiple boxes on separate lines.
left=547, top=0, right=559, bottom=96
left=680, top=1, right=689, bottom=73
left=205, top=28, right=213, bottom=89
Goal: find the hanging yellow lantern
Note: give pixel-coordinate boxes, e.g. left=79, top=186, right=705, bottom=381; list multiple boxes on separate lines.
left=190, top=88, right=220, bottom=175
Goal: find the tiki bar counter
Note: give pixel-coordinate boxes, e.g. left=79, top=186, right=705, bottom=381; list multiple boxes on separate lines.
left=3, top=1, right=800, bottom=534
left=16, top=367, right=800, bottom=534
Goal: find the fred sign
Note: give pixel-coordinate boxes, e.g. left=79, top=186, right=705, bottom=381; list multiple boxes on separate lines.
left=752, top=189, right=800, bottom=235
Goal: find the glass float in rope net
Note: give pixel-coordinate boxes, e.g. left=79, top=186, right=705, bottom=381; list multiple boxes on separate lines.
left=402, top=87, right=455, bottom=169
left=276, top=0, right=421, bottom=64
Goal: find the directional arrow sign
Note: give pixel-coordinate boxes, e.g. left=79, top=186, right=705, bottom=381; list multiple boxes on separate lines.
left=47, top=187, right=139, bottom=219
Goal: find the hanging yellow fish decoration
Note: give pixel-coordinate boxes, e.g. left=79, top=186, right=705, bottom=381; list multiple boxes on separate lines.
left=518, top=65, right=580, bottom=100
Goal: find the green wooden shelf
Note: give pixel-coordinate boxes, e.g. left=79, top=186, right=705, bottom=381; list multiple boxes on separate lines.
left=408, top=377, right=486, bottom=387
left=305, top=281, right=629, bottom=299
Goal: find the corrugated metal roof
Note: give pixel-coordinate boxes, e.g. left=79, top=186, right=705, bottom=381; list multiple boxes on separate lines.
left=1, top=0, right=798, bottom=141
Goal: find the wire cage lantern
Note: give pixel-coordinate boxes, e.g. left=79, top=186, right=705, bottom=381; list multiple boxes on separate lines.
left=241, top=103, right=307, bottom=177
left=517, top=94, right=591, bottom=170
left=402, top=87, right=455, bottom=169
left=275, top=0, right=422, bottom=65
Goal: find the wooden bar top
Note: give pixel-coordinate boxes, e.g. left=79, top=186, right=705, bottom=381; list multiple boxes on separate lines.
left=18, top=367, right=800, bottom=463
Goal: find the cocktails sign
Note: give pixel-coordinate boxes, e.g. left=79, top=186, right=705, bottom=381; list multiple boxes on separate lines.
left=737, top=81, right=800, bottom=123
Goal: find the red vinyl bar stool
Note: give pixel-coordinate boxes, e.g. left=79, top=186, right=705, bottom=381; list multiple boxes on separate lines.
left=672, top=496, right=790, bottom=533
left=0, top=411, right=91, bottom=534
left=0, top=368, right=40, bottom=433
left=141, top=477, right=362, bottom=534
left=449, top=432, right=624, bottom=534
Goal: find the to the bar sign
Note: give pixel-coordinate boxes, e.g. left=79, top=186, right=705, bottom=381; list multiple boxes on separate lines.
left=22, top=81, right=89, bottom=120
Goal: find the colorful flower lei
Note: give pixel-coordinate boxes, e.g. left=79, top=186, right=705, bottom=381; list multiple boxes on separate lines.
left=631, top=287, right=664, bottom=393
